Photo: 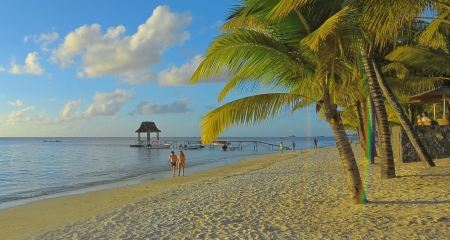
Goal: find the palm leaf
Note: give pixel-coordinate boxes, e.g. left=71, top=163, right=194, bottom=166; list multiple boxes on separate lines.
left=200, top=93, right=306, bottom=143
left=385, top=46, right=450, bottom=75
left=190, top=29, right=312, bottom=84
left=301, top=6, right=353, bottom=52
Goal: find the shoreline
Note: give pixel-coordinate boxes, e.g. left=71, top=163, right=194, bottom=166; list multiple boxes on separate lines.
left=2, top=145, right=450, bottom=239
left=0, top=149, right=302, bottom=239
left=0, top=153, right=255, bottom=211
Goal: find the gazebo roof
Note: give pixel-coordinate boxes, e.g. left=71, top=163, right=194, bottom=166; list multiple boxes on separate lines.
left=135, top=121, right=161, bottom=133
left=406, top=85, right=450, bottom=104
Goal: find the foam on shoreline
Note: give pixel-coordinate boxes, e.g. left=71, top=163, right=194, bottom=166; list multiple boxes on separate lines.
left=1, top=146, right=450, bottom=239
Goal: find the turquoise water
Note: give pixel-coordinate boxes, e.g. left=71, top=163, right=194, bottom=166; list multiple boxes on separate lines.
left=0, top=136, right=336, bottom=209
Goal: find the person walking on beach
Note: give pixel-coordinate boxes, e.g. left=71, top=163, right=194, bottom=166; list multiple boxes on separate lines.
left=291, top=141, right=296, bottom=152
left=280, top=142, right=284, bottom=153
left=178, top=151, right=186, bottom=176
left=168, top=151, right=178, bottom=177
left=313, top=138, right=318, bottom=149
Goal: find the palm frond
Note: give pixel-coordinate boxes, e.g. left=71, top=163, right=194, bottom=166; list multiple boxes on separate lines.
left=300, top=6, right=353, bottom=52
left=385, top=46, right=450, bottom=75
left=190, top=29, right=312, bottom=84
left=200, top=93, right=306, bottom=143
left=266, top=0, right=310, bottom=20
left=417, top=7, right=450, bottom=49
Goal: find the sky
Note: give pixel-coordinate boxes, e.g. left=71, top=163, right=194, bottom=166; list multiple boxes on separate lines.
left=0, top=0, right=333, bottom=138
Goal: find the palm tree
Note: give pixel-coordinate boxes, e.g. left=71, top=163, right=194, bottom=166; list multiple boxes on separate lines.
left=355, top=0, right=438, bottom=168
left=191, top=0, right=367, bottom=204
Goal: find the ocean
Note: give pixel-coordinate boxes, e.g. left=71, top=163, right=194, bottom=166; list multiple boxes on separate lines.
left=0, top=136, right=337, bottom=210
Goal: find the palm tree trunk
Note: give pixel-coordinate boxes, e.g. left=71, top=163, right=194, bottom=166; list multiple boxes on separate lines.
left=369, top=96, right=378, bottom=162
left=361, top=47, right=396, bottom=179
left=352, top=100, right=367, bottom=151
left=355, top=100, right=367, bottom=151
left=323, top=87, right=366, bottom=204
left=371, top=57, right=435, bottom=167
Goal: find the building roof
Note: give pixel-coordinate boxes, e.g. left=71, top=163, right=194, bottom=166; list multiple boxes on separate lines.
left=135, top=121, right=161, bottom=133
left=406, top=85, right=450, bottom=104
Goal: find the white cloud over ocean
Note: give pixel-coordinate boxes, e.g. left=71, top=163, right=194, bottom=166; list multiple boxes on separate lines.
left=51, top=5, right=191, bottom=84
left=157, top=55, right=230, bottom=86
left=7, top=106, right=36, bottom=124
left=130, top=98, right=193, bottom=115
left=7, top=99, right=24, bottom=106
left=57, top=89, right=134, bottom=122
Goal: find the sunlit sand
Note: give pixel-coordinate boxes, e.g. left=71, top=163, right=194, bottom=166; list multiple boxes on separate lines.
left=1, top=146, right=449, bottom=239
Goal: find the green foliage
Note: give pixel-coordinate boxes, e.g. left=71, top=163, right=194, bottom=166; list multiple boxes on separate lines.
left=199, top=93, right=308, bottom=143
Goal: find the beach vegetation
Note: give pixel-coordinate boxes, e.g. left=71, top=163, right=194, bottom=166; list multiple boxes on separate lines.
left=191, top=0, right=367, bottom=204
left=191, top=0, right=450, bottom=202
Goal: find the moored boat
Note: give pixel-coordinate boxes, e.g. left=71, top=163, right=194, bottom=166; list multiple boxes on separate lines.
left=179, top=143, right=202, bottom=150
left=43, top=139, right=61, bottom=142
left=212, top=140, right=228, bottom=146
left=220, top=141, right=237, bottom=151
left=144, top=141, right=171, bottom=149
left=221, top=146, right=237, bottom=151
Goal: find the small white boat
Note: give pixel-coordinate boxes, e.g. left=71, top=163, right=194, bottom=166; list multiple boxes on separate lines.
left=212, top=140, right=228, bottom=146
left=221, top=146, right=237, bottom=151
left=144, top=141, right=171, bottom=149
left=221, top=142, right=237, bottom=151
left=43, top=139, right=61, bottom=142
left=179, top=143, right=202, bottom=150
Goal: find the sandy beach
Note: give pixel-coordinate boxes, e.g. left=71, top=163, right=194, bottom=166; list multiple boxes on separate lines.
left=1, top=145, right=450, bottom=239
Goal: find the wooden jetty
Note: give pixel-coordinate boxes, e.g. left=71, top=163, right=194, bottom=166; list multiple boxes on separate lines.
left=208, top=140, right=290, bottom=151
left=131, top=138, right=288, bottom=151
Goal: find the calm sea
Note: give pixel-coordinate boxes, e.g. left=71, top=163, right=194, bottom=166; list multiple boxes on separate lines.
left=0, top=136, right=336, bottom=210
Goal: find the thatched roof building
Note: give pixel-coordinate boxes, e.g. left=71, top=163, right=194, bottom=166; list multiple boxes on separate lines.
left=134, top=121, right=162, bottom=143
left=135, top=121, right=161, bottom=133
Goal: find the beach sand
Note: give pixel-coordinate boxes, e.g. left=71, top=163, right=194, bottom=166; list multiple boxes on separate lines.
left=1, top=146, right=450, bottom=239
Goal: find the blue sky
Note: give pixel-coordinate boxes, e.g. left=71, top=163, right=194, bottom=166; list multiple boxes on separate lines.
left=0, top=0, right=332, bottom=138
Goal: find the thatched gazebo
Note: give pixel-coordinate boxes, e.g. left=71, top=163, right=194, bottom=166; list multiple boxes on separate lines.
left=406, top=85, right=450, bottom=124
left=135, top=121, right=162, bottom=144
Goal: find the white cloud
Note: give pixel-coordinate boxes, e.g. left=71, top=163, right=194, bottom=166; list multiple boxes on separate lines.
left=34, top=32, right=59, bottom=51
left=7, top=99, right=24, bottom=106
left=130, top=98, right=193, bottom=115
left=57, top=89, right=134, bottom=122
left=83, top=89, right=134, bottom=118
left=157, top=55, right=230, bottom=86
left=9, top=52, right=45, bottom=75
left=7, top=106, right=36, bottom=124
left=157, top=55, right=201, bottom=86
left=0, top=66, right=4, bottom=72
left=51, top=5, right=191, bottom=84
left=60, top=100, right=82, bottom=120
left=25, top=112, right=52, bottom=125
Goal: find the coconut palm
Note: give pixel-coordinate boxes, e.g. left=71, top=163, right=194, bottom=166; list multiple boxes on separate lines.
left=355, top=0, right=439, bottom=168
left=191, top=0, right=368, bottom=204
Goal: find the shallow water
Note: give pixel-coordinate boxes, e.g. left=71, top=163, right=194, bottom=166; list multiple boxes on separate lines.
left=0, top=136, right=337, bottom=208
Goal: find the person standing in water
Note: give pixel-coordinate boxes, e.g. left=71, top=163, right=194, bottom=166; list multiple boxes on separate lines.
left=313, top=138, right=318, bottom=149
left=291, top=141, right=296, bottom=152
left=168, top=151, right=177, bottom=177
left=279, top=142, right=284, bottom=153
left=178, top=151, right=186, bottom=176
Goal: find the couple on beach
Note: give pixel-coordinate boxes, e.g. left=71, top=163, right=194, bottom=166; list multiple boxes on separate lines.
left=168, top=151, right=186, bottom=177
